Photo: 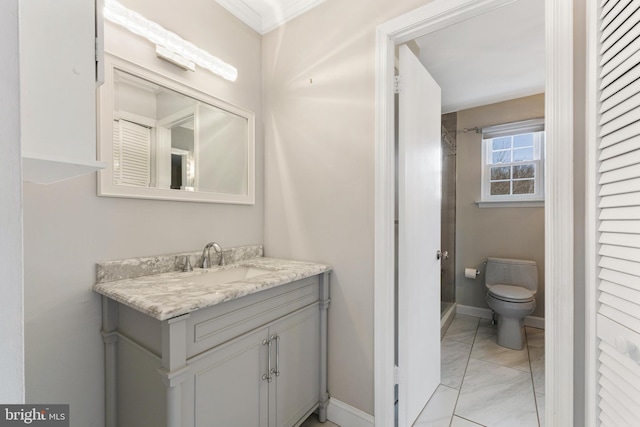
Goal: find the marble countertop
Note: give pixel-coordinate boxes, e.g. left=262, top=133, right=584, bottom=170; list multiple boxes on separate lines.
left=93, top=257, right=331, bottom=321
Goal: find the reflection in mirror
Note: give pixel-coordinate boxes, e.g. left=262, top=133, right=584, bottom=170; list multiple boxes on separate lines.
left=99, top=55, right=255, bottom=204
left=113, top=70, right=248, bottom=194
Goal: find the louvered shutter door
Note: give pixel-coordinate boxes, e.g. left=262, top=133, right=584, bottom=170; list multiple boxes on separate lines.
left=113, top=120, right=121, bottom=182
left=114, top=119, right=151, bottom=187
left=596, top=0, right=640, bottom=425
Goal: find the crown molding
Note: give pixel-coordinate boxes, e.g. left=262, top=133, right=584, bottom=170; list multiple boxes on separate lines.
left=216, top=0, right=262, bottom=33
left=216, top=0, right=326, bottom=34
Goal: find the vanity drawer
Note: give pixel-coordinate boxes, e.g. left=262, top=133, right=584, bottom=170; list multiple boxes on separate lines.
left=186, top=276, right=320, bottom=358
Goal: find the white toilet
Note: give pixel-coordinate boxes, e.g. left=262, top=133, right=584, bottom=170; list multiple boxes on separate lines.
left=485, top=257, right=538, bottom=350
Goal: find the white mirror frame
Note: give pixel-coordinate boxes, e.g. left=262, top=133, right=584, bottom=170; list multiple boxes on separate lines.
left=97, top=53, right=255, bottom=204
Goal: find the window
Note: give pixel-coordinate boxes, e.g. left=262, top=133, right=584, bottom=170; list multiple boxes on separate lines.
left=480, top=119, right=545, bottom=206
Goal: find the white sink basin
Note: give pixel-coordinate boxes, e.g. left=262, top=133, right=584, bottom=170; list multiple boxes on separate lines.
left=188, top=265, right=273, bottom=286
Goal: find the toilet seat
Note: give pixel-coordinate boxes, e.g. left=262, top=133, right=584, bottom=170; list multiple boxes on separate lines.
left=488, top=284, right=535, bottom=303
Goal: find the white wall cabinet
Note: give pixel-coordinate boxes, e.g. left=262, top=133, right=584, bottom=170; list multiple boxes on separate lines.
left=19, top=0, right=106, bottom=184
left=102, top=273, right=330, bottom=427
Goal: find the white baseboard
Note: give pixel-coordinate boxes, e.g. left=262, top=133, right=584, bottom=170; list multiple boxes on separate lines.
left=441, top=302, right=457, bottom=339
left=456, top=304, right=545, bottom=329
left=524, top=315, right=545, bottom=329
left=456, top=304, right=492, bottom=319
left=327, top=397, right=374, bottom=427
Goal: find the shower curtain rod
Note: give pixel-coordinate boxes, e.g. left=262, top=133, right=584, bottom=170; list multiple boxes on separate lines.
left=456, top=126, right=481, bottom=134
left=455, top=117, right=545, bottom=135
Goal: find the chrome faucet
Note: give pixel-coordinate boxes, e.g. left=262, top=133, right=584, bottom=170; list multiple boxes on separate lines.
left=200, top=242, right=225, bottom=268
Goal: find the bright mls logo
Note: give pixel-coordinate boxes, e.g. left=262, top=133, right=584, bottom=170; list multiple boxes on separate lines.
left=0, top=405, right=68, bottom=426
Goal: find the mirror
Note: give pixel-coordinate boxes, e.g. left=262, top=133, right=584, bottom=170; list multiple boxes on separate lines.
left=98, top=54, right=255, bottom=204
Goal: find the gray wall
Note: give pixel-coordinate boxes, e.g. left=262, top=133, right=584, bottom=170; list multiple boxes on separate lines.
left=171, top=127, right=194, bottom=152
left=0, top=0, right=24, bottom=403
left=115, top=80, right=157, bottom=118
left=22, top=0, right=263, bottom=425
left=262, top=0, right=436, bottom=415
left=455, top=94, right=546, bottom=318
left=197, top=107, right=248, bottom=194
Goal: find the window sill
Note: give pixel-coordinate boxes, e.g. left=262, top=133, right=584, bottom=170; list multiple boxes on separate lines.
left=476, top=199, right=544, bottom=208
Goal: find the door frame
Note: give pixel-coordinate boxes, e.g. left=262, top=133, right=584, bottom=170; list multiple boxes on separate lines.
left=373, top=0, right=575, bottom=425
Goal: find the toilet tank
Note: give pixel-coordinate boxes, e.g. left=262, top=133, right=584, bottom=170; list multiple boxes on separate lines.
left=485, top=257, right=538, bottom=293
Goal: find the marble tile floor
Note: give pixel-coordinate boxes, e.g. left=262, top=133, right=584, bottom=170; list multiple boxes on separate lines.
left=301, top=314, right=544, bottom=427
left=415, top=314, right=545, bottom=427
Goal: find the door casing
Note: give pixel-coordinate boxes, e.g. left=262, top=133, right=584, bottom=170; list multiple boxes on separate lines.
left=373, top=0, right=576, bottom=425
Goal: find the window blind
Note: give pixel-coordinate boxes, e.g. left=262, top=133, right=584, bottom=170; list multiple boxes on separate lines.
left=481, top=118, right=545, bottom=139
left=114, top=119, right=151, bottom=187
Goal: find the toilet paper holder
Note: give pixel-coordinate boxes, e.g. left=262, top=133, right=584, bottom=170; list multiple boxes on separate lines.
left=465, top=268, right=480, bottom=279
left=464, top=261, right=486, bottom=279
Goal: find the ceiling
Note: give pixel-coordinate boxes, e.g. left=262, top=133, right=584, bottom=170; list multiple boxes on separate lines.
left=414, top=0, right=545, bottom=113
left=216, top=0, right=545, bottom=112
left=216, top=0, right=326, bottom=34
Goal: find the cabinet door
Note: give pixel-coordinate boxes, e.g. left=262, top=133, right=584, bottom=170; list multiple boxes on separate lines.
left=20, top=0, right=105, bottom=183
left=189, top=326, right=269, bottom=427
left=270, top=305, right=320, bottom=427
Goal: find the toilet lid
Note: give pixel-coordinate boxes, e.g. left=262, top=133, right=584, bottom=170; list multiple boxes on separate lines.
left=488, top=284, right=535, bottom=302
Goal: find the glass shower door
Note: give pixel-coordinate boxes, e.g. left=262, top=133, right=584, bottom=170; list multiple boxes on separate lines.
left=440, top=115, right=456, bottom=315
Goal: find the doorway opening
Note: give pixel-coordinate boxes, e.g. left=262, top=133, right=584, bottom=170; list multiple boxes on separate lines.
left=374, top=0, right=575, bottom=426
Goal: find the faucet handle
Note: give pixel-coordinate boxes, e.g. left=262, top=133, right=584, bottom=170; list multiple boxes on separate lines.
left=183, top=256, right=193, bottom=272
left=201, top=256, right=210, bottom=269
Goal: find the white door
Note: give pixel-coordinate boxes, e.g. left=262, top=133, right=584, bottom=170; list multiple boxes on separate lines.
left=397, top=44, right=442, bottom=426
left=592, top=0, right=640, bottom=425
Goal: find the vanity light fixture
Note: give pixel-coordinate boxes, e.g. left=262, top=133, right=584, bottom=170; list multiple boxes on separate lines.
left=155, top=45, right=196, bottom=72
left=103, top=0, right=238, bottom=81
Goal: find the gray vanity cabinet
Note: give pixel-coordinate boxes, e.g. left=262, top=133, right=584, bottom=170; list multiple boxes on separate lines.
left=271, top=305, right=321, bottom=427
left=102, top=272, right=329, bottom=427
left=185, top=305, right=320, bottom=426
left=187, top=325, right=270, bottom=426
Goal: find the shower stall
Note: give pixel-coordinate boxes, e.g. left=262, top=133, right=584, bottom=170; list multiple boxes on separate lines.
left=440, top=113, right=457, bottom=317
left=394, top=107, right=457, bottom=326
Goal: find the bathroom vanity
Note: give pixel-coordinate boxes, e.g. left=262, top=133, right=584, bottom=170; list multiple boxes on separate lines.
left=94, top=248, right=330, bottom=427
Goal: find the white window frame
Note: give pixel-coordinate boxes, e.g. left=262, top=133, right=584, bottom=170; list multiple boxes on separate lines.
left=479, top=119, right=545, bottom=208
